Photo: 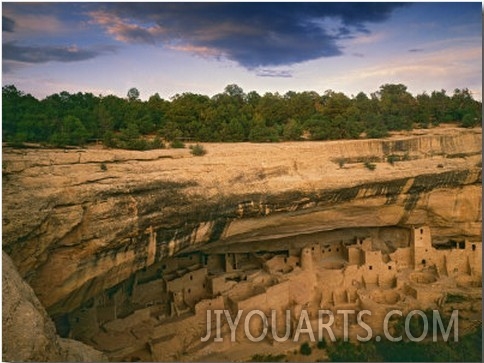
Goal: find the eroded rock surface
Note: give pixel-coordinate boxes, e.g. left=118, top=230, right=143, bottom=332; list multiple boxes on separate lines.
left=2, top=251, right=107, bottom=362
left=2, top=127, right=481, bottom=318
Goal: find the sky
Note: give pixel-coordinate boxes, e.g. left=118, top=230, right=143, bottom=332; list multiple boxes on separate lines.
left=1, top=1, right=482, bottom=101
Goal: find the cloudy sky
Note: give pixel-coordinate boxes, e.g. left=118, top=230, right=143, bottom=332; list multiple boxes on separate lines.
left=2, top=2, right=482, bottom=101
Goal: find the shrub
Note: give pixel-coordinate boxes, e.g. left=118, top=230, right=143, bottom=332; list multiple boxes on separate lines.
left=461, top=113, right=478, bottom=128
left=387, top=154, right=400, bottom=165
left=317, top=338, right=327, bottom=350
left=446, top=153, right=468, bottom=159
left=150, top=136, right=165, bottom=149
left=300, top=342, right=312, bottom=356
left=103, top=131, right=118, bottom=148
left=126, top=138, right=149, bottom=150
left=335, top=158, right=346, bottom=168
left=170, top=139, right=185, bottom=148
left=250, top=354, right=286, bottom=362
left=100, top=163, right=107, bottom=171
left=189, top=143, right=207, bottom=156
left=364, top=161, right=376, bottom=171
left=366, top=127, right=388, bottom=138
left=328, top=340, right=379, bottom=362
left=446, top=293, right=466, bottom=303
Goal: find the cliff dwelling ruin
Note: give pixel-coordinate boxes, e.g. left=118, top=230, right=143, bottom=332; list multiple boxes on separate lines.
left=56, top=225, right=482, bottom=361
left=2, top=127, right=482, bottom=361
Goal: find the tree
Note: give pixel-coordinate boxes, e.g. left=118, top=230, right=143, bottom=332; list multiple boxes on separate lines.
left=284, top=90, right=321, bottom=122
left=451, top=88, right=481, bottom=125
left=147, top=92, right=169, bottom=130
left=165, top=92, right=210, bottom=139
left=461, top=113, right=478, bottom=127
left=2, top=83, right=481, bottom=148
left=249, top=115, right=279, bottom=142
left=299, top=342, right=312, bottom=355
left=127, top=87, right=140, bottom=102
left=120, top=122, right=140, bottom=142
left=282, top=118, right=303, bottom=140
left=304, top=114, right=357, bottom=140
left=256, top=92, right=288, bottom=127
left=223, top=118, right=247, bottom=141
left=365, top=114, right=388, bottom=138
left=224, top=84, right=245, bottom=100
left=328, top=340, right=378, bottom=362
left=321, top=90, right=351, bottom=119
left=376, top=83, right=416, bottom=130
left=3, top=86, right=38, bottom=140
left=50, top=115, right=89, bottom=146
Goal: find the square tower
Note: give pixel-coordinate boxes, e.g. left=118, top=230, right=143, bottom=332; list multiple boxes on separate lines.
left=410, top=225, right=432, bottom=269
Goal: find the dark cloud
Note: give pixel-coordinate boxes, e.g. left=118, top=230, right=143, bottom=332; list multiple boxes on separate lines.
left=91, top=2, right=407, bottom=68
left=408, top=48, right=424, bottom=53
left=2, top=61, right=15, bottom=73
left=3, top=42, right=116, bottom=64
left=2, top=16, right=15, bottom=32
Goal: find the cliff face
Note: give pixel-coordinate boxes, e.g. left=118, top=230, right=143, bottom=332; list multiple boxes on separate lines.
left=2, top=252, right=107, bottom=362
left=2, top=127, right=481, bottom=317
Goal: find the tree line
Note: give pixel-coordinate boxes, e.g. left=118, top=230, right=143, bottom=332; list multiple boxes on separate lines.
left=2, top=83, right=481, bottom=149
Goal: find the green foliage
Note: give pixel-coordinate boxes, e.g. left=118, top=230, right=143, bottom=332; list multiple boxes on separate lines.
left=49, top=115, right=89, bottom=147
left=300, top=342, right=312, bottom=356
left=249, top=353, right=286, bottom=362
left=461, top=112, right=479, bottom=127
left=327, top=326, right=482, bottom=362
left=445, top=293, right=466, bottom=303
left=150, top=136, right=165, bottom=149
left=170, top=139, right=185, bottom=148
left=373, top=327, right=482, bottom=362
left=335, top=158, right=346, bottom=168
left=2, top=83, right=481, bottom=150
left=328, top=340, right=378, bottom=362
left=364, top=161, right=376, bottom=171
left=102, top=131, right=117, bottom=148
left=223, top=118, right=247, bottom=141
left=317, top=338, right=327, bottom=349
left=387, top=154, right=400, bottom=165
left=119, top=122, right=140, bottom=143
left=446, top=153, right=468, bottom=159
left=126, top=138, right=149, bottom=150
left=189, top=143, right=207, bottom=156
left=127, top=87, right=140, bottom=101
left=249, top=117, right=279, bottom=142
left=282, top=118, right=303, bottom=140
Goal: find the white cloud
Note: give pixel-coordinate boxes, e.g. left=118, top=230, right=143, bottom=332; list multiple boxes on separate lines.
left=347, top=31, right=387, bottom=45
left=319, top=44, right=482, bottom=100
left=88, top=10, right=165, bottom=44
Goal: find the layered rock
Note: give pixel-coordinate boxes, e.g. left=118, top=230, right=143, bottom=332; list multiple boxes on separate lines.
left=2, top=252, right=107, bottom=362
left=2, top=126, right=481, bottom=318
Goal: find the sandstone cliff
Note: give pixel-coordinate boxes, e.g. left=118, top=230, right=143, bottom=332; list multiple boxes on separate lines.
left=2, top=126, right=481, bottom=318
left=2, top=252, right=107, bottom=362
